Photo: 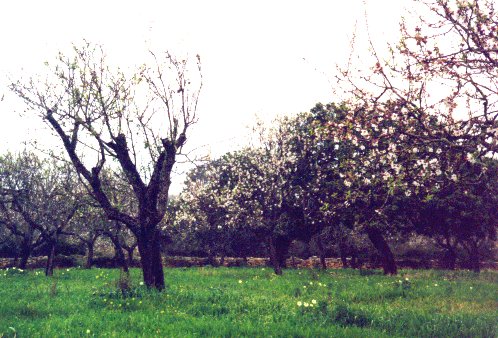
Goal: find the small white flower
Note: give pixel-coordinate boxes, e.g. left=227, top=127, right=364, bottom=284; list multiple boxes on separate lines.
left=304, top=302, right=309, bottom=307
left=311, top=299, right=317, bottom=305
left=297, top=301, right=302, bottom=307
left=238, top=280, right=243, bottom=284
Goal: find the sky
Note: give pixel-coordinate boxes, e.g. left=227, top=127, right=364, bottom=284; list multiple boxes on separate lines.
left=0, top=0, right=409, bottom=193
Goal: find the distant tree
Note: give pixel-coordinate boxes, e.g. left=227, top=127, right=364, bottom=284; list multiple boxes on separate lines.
left=0, top=152, right=82, bottom=275
left=409, top=160, right=498, bottom=272
left=10, top=43, right=202, bottom=289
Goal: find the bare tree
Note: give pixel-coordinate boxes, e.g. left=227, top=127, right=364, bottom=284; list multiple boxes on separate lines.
left=10, top=42, right=202, bottom=289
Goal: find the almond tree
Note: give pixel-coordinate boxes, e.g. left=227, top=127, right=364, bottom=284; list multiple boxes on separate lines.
left=322, top=0, right=498, bottom=274
left=10, top=43, right=202, bottom=289
left=0, top=152, right=82, bottom=275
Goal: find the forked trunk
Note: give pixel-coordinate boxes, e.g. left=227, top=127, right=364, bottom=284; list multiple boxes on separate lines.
left=366, top=227, right=397, bottom=275
left=137, top=229, right=165, bottom=290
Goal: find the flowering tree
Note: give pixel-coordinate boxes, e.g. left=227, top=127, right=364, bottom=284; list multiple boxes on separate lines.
left=408, top=159, right=498, bottom=272
left=0, top=152, right=82, bottom=275
left=318, top=0, right=498, bottom=273
left=0, top=153, right=45, bottom=269
left=10, top=42, right=202, bottom=289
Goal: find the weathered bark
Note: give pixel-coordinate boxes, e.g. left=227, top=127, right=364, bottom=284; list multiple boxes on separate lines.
left=137, top=229, right=165, bottom=290
left=45, top=242, right=56, bottom=276
left=366, top=227, right=397, bottom=275
left=268, top=237, right=282, bottom=275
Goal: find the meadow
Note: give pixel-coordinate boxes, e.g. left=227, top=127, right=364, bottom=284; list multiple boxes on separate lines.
left=0, top=267, right=496, bottom=337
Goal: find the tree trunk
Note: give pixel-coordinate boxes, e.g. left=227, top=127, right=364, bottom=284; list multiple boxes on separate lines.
left=45, top=242, right=56, bottom=276
left=220, top=254, right=226, bottom=267
left=207, top=250, right=219, bottom=267
left=316, top=236, right=327, bottom=270
left=268, top=237, right=282, bottom=275
left=351, top=250, right=360, bottom=269
left=18, top=242, right=31, bottom=270
left=467, top=241, right=481, bottom=273
left=338, top=241, right=349, bottom=268
left=126, top=247, right=135, bottom=266
left=85, top=242, right=94, bottom=269
left=366, top=227, right=397, bottom=275
left=443, top=246, right=457, bottom=270
left=111, top=237, right=128, bottom=273
left=137, top=229, right=165, bottom=290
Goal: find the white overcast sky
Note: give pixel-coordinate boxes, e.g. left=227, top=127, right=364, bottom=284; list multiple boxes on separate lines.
left=0, top=0, right=410, bottom=193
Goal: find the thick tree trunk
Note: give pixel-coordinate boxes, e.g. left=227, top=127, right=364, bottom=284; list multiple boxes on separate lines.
left=137, top=229, right=165, bottom=290
left=45, top=242, right=56, bottom=276
left=18, top=243, right=31, bottom=270
left=366, top=227, right=397, bottom=275
left=275, top=236, right=290, bottom=269
left=268, top=237, right=282, bottom=275
left=85, top=242, right=94, bottom=269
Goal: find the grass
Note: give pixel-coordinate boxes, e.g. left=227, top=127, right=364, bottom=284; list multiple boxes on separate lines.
left=0, top=267, right=496, bottom=337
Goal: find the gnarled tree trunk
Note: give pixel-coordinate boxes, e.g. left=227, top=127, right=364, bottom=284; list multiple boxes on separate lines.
left=366, top=227, right=397, bottom=275
left=137, top=229, right=165, bottom=290
left=18, top=239, right=32, bottom=270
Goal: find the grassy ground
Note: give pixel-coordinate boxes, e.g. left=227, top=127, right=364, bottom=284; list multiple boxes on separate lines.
left=0, top=267, right=496, bottom=337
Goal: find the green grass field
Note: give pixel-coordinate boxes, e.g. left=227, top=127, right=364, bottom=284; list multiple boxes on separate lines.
left=0, top=267, right=496, bottom=337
